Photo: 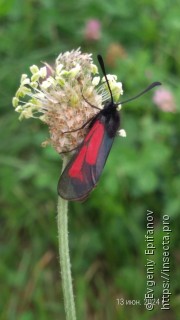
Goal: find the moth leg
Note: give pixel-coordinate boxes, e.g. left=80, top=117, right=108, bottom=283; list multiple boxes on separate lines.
left=62, top=92, right=100, bottom=134
left=59, top=145, right=79, bottom=154
left=62, top=114, right=97, bottom=133
left=82, top=92, right=101, bottom=110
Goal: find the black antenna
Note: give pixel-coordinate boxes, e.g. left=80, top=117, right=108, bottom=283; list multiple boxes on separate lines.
left=118, top=82, right=161, bottom=105
left=97, top=54, right=114, bottom=104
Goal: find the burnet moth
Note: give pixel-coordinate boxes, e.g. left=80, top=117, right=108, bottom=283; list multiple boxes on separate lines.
left=58, top=55, right=161, bottom=201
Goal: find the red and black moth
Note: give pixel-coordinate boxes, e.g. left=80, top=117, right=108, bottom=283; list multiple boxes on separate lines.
left=58, top=55, right=161, bottom=201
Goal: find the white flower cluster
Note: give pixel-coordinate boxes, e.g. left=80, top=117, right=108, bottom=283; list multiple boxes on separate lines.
left=12, top=49, right=124, bottom=153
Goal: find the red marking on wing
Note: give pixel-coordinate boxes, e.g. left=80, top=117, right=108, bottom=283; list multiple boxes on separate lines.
left=69, top=145, right=87, bottom=181
left=85, top=121, right=104, bottom=165
left=68, top=120, right=104, bottom=180
left=84, top=120, right=101, bottom=142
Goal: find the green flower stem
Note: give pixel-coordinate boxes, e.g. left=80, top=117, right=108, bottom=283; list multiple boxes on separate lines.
left=57, top=157, right=76, bottom=320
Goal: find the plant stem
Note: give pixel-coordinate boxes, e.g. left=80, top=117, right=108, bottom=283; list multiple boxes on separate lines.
left=57, top=157, right=76, bottom=320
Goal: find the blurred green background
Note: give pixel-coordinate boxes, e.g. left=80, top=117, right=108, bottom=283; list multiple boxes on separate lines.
left=0, top=0, right=180, bottom=319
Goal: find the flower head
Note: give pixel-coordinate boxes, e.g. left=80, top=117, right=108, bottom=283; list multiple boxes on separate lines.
left=13, top=49, right=123, bottom=153
left=153, top=87, right=176, bottom=112
left=85, top=19, right=101, bottom=41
